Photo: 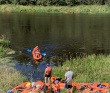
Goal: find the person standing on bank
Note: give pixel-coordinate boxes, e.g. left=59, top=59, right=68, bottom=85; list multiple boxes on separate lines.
left=65, top=67, right=74, bottom=93
left=44, top=64, right=52, bottom=83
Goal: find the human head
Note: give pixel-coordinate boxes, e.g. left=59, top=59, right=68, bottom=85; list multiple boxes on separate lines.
left=66, top=67, right=70, bottom=71
left=55, top=80, right=59, bottom=84
left=47, top=63, right=49, bottom=67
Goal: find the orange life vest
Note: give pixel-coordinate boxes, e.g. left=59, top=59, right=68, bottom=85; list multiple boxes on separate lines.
left=46, top=67, right=52, bottom=74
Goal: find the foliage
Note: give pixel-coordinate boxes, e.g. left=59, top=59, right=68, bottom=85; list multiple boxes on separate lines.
left=0, top=0, right=110, bottom=6
left=0, top=4, right=110, bottom=14
left=0, top=40, right=10, bottom=47
left=0, top=46, right=6, bottom=56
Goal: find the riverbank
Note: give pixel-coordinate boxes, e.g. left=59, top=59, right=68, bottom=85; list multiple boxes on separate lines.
left=0, top=36, right=27, bottom=92
left=0, top=55, right=27, bottom=93
left=0, top=4, right=110, bottom=14
left=52, top=54, right=110, bottom=83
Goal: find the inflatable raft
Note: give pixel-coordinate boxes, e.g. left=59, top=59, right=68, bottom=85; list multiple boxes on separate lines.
left=10, top=82, right=31, bottom=93
left=51, top=76, right=110, bottom=93
left=32, top=47, right=42, bottom=61
left=9, top=81, right=51, bottom=93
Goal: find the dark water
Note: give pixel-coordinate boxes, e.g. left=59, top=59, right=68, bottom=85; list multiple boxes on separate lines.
left=0, top=13, right=110, bottom=81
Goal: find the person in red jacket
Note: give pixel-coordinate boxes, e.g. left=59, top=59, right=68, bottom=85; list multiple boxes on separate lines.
left=53, top=80, right=60, bottom=93
left=44, top=64, right=52, bottom=83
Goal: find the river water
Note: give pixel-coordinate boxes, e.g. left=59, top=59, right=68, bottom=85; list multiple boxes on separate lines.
left=0, top=13, right=110, bottom=81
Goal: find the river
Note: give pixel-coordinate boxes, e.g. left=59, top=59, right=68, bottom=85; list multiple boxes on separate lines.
left=0, top=13, right=110, bottom=81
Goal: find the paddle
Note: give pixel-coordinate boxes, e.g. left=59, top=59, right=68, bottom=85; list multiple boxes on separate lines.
left=27, top=48, right=46, bottom=56
left=27, top=48, right=32, bottom=52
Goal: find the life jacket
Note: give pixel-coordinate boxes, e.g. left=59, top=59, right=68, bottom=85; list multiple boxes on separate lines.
left=46, top=67, right=52, bottom=74
left=25, top=82, right=31, bottom=87
left=54, top=84, right=60, bottom=92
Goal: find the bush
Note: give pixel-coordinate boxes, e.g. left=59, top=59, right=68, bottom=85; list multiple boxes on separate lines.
left=0, top=46, right=6, bottom=56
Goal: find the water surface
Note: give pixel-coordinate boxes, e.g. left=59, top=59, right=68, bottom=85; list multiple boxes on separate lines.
left=0, top=13, right=110, bottom=81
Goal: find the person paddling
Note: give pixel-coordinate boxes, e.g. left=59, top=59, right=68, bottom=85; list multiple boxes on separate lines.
left=44, top=64, right=52, bottom=83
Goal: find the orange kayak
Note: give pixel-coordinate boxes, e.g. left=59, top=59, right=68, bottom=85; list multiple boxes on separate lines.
left=11, top=82, right=31, bottom=93
left=33, top=53, right=42, bottom=61
left=21, top=81, right=51, bottom=93
left=51, top=76, right=110, bottom=93
left=51, top=77, right=91, bottom=90
left=32, top=48, right=42, bottom=61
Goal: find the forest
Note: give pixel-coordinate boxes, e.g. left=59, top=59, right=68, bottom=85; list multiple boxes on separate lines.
left=0, top=0, right=110, bottom=6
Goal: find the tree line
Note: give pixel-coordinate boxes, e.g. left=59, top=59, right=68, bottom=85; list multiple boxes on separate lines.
left=0, top=0, right=110, bottom=6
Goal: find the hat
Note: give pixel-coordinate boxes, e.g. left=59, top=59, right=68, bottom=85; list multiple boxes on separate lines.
left=55, top=80, right=59, bottom=83
left=47, top=64, right=49, bottom=66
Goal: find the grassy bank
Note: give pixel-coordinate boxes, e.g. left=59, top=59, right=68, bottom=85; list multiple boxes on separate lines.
left=0, top=35, right=27, bottom=92
left=0, top=4, right=110, bottom=14
left=52, top=54, right=110, bottom=83
left=0, top=65, right=27, bottom=92
left=0, top=53, right=27, bottom=93
left=0, top=56, right=27, bottom=92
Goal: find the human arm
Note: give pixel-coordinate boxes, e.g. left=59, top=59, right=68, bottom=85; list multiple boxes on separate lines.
left=72, top=72, right=74, bottom=79
left=65, top=75, right=67, bottom=81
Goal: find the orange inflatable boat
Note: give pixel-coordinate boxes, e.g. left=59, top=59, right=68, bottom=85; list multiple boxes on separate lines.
left=51, top=76, right=110, bottom=93
left=21, top=81, right=51, bottom=93
left=51, top=77, right=92, bottom=90
left=11, top=82, right=31, bottom=93
left=32, top=47, right=42, bottom=61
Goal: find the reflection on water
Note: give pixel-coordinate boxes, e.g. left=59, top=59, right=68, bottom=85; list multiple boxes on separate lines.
left=0, top=13, right=110, bottom=81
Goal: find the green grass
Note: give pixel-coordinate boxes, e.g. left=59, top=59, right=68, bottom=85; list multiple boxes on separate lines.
left=0, top=34, right=27, bottom=93
left=52, top=54, right=110, bottom=83
left=0, top=65, right=27, bottom=92
left=0, top=40, right=10, bottom=47
left=0, top=35, right=11, bottom=56
left=0, top=4, right=110, bottom=14
left=0, top=46, right=6, bottom=56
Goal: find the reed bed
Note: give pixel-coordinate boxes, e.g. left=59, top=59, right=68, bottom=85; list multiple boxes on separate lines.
left=0, top=4, right=110, bottom=14
left=52, top=54, right=110, bottom=83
